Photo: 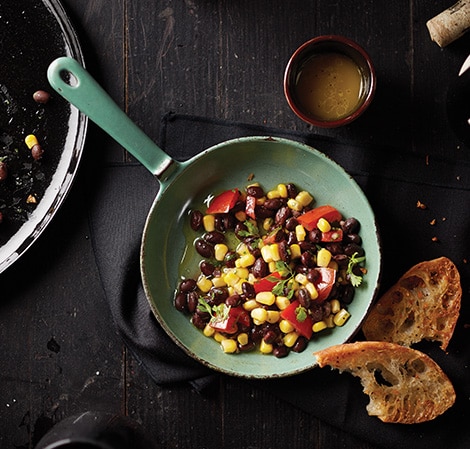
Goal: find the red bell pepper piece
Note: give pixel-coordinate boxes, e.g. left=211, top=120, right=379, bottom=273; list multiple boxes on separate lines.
left=209, top=306, right=250, bottom=334
left=253, top=271, right=283, bottom=294
left=280, top=300, right=313, bottom=339
left=297, top=205, right=342, bottom=231
left=206, top=188, right=240, bottom=214
left=313, top=267, right=336, bottom=301
left=245, top=195, right=257, bottom=220
left=321, top=228, right=343, bottom=242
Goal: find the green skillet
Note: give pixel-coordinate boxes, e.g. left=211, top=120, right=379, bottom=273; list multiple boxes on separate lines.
left=47, top=57, right=381, bottom=378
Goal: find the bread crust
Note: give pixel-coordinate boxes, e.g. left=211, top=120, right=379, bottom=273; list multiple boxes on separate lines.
left=362, top=257, right=461, bottom=350
left=314, top=341, right=456, bottom=424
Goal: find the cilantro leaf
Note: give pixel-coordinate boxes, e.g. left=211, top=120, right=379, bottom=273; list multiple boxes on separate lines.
left=295, top=305, right=308, bottom=322
left=347, top=252, right=366, bottom=288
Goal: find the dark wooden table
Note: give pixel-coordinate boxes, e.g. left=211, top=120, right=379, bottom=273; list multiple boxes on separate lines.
left=1, top=1, right=469, bottom=448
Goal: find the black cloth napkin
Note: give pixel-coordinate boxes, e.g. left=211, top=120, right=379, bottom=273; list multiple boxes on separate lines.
left=89, top=113, right=470, bottom=449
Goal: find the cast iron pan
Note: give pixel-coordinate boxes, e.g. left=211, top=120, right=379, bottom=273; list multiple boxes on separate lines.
left=0, top=0, right=87, bottom=273
left=47, top=57, right=381, bottom=378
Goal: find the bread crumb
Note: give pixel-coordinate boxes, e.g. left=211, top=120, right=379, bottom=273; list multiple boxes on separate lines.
left=416, top=200, right=427, bottom=209
left=431, top=236, right=439, bottom=242
left=430, top=218, right=436, bottom=225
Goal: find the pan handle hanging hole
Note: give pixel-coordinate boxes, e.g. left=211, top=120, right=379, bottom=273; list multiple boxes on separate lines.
left=59, top=69, right=79, bottom=88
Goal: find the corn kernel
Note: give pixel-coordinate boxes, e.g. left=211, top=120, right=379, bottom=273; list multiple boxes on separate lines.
left=334, top=309, right=351, bottom=326
left=211, top=276, right=227, bottom=288
left=214, top=243, right=229, bottom=261
left=325, top=314, right=335, bottom=328
left=267, top=189, right=281, bottom=199
left=317, top=217, right=331, bottom=233
left=295, top=190, right=314, bottom=207
left=203, top=324, right=215, bottom=337
left=243, top=299, right=259, bottom=311
left=330, top=299, right=341, bottom=314
left=269, top=243, right=281, bottom=261
left=223, top=270, right=240, bottom=287
left=317, top=248, right=332, bottom=267
left=256, top=291, right=276, bottom=306
left=261, top=245, right=274, bottom=263
left=276, top=296, right=291, bottom=311
left=263, top=217, right=273, bottom=231
left=197, top=275, right=213, bottom=293
left=25, top=134, right=39, bottom=149
left=251, top=307, right=268, bottom=323
left=235, top=210, right=247, bottom=222
left=221, top=339, right=238, bottom=353
left=287, top=198, right=302, bottom=211
left=295, top=273, right=308, bottom=285
left=295, top=224, right=306, bottom=242
left=233, top=279, right=245, bottom=294
left=283, top=331, right=299, bottom=347
left=236, top=242, right=249, bottom=255
left=235, top=267, right=249, bottom=280
left=213, top=332, right=225, bottom=342
left=237, top=333, right=249, bottom=346
left=268, top=261, right=278, bottom=273
left=266, top=310, right=281, bottom=324
left=203, top=214, right=215, bottom=232
left=289, top=244, right=302, bottom=259
left=305, top=282, right=319, bottom=300
left=279, top=319, right=295, bottom=333
left=277, top=183, right=288, bottom=198
left=236, top=253, right=256, bottom=268
left=312, top=320, right=328, bottom=333
left=260, top=340, right=273, bottom=354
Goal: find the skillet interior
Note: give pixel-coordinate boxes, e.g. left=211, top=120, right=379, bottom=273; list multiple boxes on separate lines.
left=141, top=137, right=381, bottom=378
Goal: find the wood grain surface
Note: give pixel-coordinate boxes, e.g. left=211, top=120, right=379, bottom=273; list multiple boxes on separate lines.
left=1, top=1, right=469, bottom=448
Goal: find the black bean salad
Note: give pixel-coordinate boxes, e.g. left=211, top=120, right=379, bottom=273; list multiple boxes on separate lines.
left=174, top=182, right=366, bottom=358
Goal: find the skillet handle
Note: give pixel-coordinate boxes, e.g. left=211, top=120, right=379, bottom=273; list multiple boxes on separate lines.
left=47, top=57, right=175, bottom=178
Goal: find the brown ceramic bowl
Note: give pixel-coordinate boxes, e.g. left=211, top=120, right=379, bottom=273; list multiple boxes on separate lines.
left=284, top=35, right=376, bottom=128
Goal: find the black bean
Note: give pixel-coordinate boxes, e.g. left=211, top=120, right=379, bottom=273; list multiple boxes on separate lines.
left=179, top=278, right=197, bottom=292
left=199, top=260, right=215, bottom=276
left=286, top=183, right=298, bottom=198
left=310, top=304, right=324, bottom=323
left=195, top=238, right=214, bottom=258
left=226, top=293, right=242, bottom=307
left=263, top=330, right=278, bottom=345
left=273, top=345, right=289, bottom=358
left=344, top=233, right=362, bottom=245
left=274, top=206, right=291, bottom=226
left=211, top=287, right=229, bottom=304
left=256, top=205, right=275, bottom=219
left=187, top=291, right=199, bottom=313
left=342, top=217, right=360, bottom=234
left=239, top=341, right=256, bottom=352
left=246, top=185, right=264, bottom=198
left=204, top=231, right=225, bottom=244
left=292, top=337, right=307, bottom=353
left=251, top=257, right=268, bottom=278
left=174, top=292, right=188, bottom=312
left=264, top=198, right=283, bottom=210
left=242, top=282, right=256, bottom=299
left=234, top=222, right=248, bottom=240
left=285, top=216, right=298, bottom=231
left=344, top=243, right=365, bottom=257
left=278, top=240, right=290, bottom=263
left=325, top=242, right=343, bottom=255
left=190, top=210, right=203, bottom=231
left=333, top=254, right=349, bottom=267
left=300, top=251, right=314, bottom=268
left=191, top=312, right=208, bottom=329
left=297, top=288, right=311, bottom=308
left=31, top=144, right=44, bottom=160
left=306, top=268, right=320, bottom=283
left=308, top=228, right=322, bottom=243
left=224, top=251, right=237, bottom=268
left=338, top=284, right=355, bottom=304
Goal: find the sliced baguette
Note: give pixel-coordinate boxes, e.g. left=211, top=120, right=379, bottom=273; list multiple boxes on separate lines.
left=362, top=257, right=461, bottom=351
left=314, top=341, right=456, bottom=424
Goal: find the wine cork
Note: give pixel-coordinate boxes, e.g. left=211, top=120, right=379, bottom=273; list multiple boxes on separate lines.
left=427, top=0, right=470, bottom=47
